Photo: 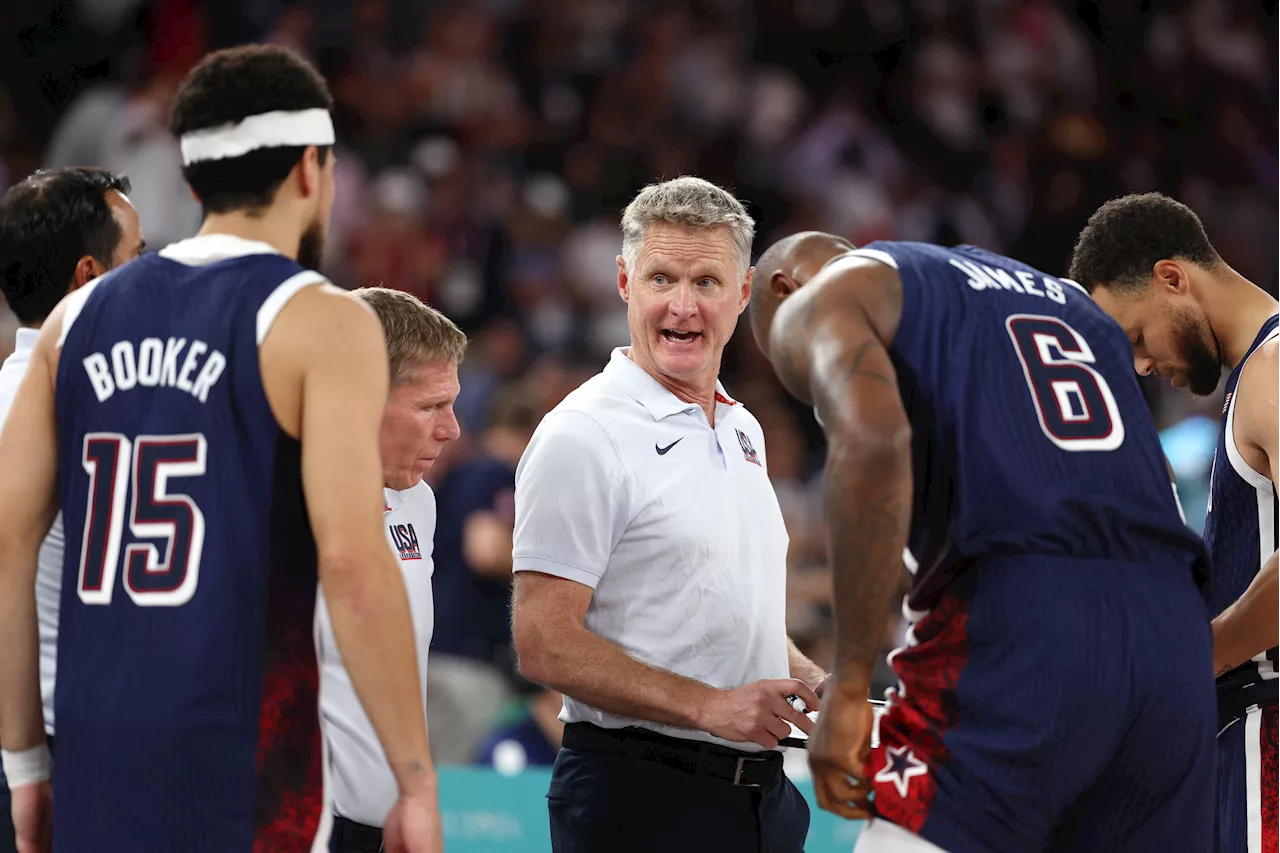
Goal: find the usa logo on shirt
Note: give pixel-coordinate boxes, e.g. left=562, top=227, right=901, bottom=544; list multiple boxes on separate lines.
left=1223, top=391, right=1233, bottom=414
left=736, top=429, right=761, bottom=466
left=389, top=523, right=422, bottom=561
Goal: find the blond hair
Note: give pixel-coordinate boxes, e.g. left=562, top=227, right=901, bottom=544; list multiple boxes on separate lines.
left=619, top=176, right=756, bottom=278
left=351, top=287, right=467, bottom=384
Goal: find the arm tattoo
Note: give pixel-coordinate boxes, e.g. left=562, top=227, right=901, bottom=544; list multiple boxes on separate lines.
left=841, top=340, right=896, bottom=388
left=772, top=284, right=897, bottom=400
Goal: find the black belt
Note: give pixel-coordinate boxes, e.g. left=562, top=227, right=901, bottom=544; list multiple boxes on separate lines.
left=331, top=814, right=383, bottom=853
left=562, top=722, right=784, bottom=787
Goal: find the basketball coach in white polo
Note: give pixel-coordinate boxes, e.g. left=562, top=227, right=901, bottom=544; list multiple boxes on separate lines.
left=512, top=176, right=826, bottom=853
left=316, top=287, right=465, bottom=853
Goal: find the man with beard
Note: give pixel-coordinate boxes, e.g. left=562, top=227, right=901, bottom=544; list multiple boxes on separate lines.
left=1071, top=193, right=1279, bottom=853
left=749, top=231, right=1214, bottom=852
left=0, top=46, right=440, bottom=853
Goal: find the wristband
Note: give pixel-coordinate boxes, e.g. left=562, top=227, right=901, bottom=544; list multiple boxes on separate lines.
left=1, top=744, right=51, bottom=788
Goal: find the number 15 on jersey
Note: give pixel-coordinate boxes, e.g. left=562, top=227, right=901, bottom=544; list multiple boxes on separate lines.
left=78, top=432, right=207, bottom=607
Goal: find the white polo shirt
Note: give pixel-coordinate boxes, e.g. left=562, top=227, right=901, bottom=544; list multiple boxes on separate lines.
left=316, top=480, right=435, bottom=827
left=512, top=347, right=791, bottom=752
left=0, top=327, right=64, bottom=736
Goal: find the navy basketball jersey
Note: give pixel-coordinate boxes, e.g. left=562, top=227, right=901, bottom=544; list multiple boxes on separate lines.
left=52, top=234, right=330, bottom=852
left=1205, top=314, right=1279, bottom=713
left=845, top=242, right=1207, bottom=609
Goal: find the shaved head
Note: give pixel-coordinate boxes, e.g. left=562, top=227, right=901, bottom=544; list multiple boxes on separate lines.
left=749, top=230, right=854, bottom=355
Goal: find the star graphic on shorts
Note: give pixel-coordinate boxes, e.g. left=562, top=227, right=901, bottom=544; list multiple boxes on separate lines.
left=874, top=745, right=928, bottom=798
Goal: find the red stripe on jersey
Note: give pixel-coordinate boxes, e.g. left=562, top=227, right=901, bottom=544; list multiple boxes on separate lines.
left=1262, top=703, right=1278, bottom=853
left=252, top=568, right=323, bottom=851
left=867, top=581, right=973, bottom=834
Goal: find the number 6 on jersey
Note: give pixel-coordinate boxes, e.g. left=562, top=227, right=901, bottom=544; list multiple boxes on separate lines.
left=1006, top=314, right=1125, bottom=452
left=78, top=432, right=207, bottom=606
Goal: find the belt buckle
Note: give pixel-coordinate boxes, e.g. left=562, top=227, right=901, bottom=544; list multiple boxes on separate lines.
left=732, top=755, right=763, bottom=787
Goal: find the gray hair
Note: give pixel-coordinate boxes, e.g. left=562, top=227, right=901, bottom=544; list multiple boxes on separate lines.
left=620, top=176, right=756, bottom=278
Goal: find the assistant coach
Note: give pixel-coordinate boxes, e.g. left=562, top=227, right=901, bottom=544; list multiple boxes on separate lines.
left=511, top=176, right=825, bottom=853
left=317, top=287, right=465, bottom=853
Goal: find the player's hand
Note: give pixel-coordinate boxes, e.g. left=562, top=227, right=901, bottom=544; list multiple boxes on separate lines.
left=699, top=679, right=821, bottom=749
left=383, top=791, right=444, bottom=853
left=11, top=780, right=52, bottom=853
left=808, top=680, right=875, bottom=821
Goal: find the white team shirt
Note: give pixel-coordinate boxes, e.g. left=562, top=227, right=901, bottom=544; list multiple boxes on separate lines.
left=512, top=348, right=791, bottom=752
left=316, top=480, right=436, bottom=827
left=0, top=327, right=64, bottom=735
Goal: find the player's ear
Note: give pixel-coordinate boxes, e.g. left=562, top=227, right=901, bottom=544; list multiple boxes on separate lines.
left=1152, top=259, right=1189, bottom=295
left=769, top=270, right=795, bottom=299
left=298, top=146, right=322, bottom=199
left=738, top=265, right=754, bottom=314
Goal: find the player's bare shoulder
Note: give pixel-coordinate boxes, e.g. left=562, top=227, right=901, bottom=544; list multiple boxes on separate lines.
left=33, top=274, right=118, bottom=384
left=1234, top=334, right=1279, bottom=478
left=769, top=254, right=903, bottom=404
left=35, top=293, right=74, bottom=376
left=259, top=282, right=388, bottom=438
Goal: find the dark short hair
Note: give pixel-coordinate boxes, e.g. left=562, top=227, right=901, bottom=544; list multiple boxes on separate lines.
left=0, top=168, right=131, bottom=325
left=1069, top=193, right=1221, bottom=294
left=170, top=44, right=333, bottom=215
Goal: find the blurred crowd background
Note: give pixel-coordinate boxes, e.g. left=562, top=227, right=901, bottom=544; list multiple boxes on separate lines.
left=0, top=0, right=1275, bottom=771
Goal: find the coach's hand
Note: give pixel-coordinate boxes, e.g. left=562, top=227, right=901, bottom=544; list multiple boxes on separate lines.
left=808, top=680, right=875, bottom=820
left=699, top=679, right=820, bottom=749
left=11, top=780, right=51, bottom=853
left=383, top=791, right=444, bottom=853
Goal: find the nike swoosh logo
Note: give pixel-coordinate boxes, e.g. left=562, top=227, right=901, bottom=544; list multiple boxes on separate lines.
left=655, top=438, right=683, bottom=455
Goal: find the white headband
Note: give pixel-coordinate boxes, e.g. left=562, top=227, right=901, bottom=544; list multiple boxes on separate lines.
left=180, top=108, right=335, bottom=165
